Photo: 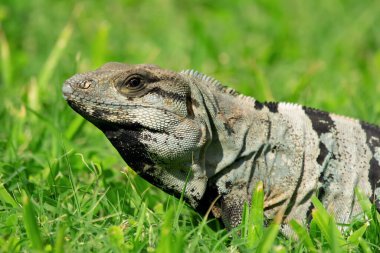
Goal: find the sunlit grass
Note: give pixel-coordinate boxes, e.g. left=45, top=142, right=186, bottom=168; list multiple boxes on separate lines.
left=0, top=0, right=380, bottom=251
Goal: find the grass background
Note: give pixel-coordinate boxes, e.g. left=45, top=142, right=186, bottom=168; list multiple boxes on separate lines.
left=0, top=0, right=380, bottom=252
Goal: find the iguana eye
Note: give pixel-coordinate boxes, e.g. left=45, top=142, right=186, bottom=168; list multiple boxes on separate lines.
left=118, top=75, right=146, bottom=95
left=127, top=77, right=143, bottom=89
left=124, top=75, right=145, bottom=90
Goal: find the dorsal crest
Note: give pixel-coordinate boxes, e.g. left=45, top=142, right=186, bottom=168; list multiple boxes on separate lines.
left=180, top=69, right=240, bottom=96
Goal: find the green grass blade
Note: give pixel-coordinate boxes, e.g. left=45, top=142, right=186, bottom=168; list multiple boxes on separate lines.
left=311, top=209, right=328, bottom=237
left=311, top=196, right=346, bottom=252
left=241, top=201, right=250, bottom=237
left=211, top=230, right=236, bottom=253
left=370, top=204, right=380, bottom=236
left=64, top=116, right=86, bottom=140
left=173, top=168, right=192, bottom=229
left=188, top=195, right=221, bottom=252
left=134, top=202, right=147, bottom=241
left=91, top=22, right=109, bottom=68
left=37, top=22, right=73, bottom=90
left=0, top=26, right=11, bottom=86
left=62, top=143, right=81, bottom=215
left=156, top=207, right=185, bottom=253
left=355, top=188, right=372, bottom=217
left=347, top=222, right=368, bottom=247
left=355, top=188, right=380, bottom=247
left=107, top=225, right=125, bottom=253
left=255, top=219, right=280, bottom=252
left=254, top=200, right=283, bottom=253
left=273, top=245, right=287, bottom=253
left=289, top=219, right=317, bottom=252
left=327, top=216, right=344, bottom=253
left=53, top=223, right=67, bottom=253
left=358, top=237, right=373, bottom=253
left=310, top=196, right=329, bottom=228
left=0, top=182, right=19, bottom=208
left=22, top=191, right=44, bottom=252
left=0, top=235, right=21, bottom=252
left=247, top=181, right=264, bottom=248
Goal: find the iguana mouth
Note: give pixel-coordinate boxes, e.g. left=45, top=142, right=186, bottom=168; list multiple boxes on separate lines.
left=66, top=94, right=186, bottom=120
left=66, top=100, right=168, bottom=134
left=99, top=121, right=164, bottom=135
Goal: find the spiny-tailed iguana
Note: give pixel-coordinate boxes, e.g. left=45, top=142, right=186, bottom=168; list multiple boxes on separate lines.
left=62, top=62, right=380, bottom=233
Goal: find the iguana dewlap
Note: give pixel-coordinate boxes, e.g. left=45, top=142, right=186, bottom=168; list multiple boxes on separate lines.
left=62, top=62, right=380, bottom=232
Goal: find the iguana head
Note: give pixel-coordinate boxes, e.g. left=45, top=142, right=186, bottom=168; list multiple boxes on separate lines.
left=62, top=62, right=210, bottom=207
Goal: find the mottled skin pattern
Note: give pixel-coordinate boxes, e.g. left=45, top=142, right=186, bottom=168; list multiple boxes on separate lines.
left=62, top=63, right=380, bottom=233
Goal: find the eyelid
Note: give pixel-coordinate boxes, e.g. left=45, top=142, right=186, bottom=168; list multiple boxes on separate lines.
left=125, top=74, right=143, bottom=83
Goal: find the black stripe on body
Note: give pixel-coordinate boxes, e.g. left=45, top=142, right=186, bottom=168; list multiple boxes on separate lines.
left=264, top=102, right=279, bottom=113
left=254, top=100, right=264, bottom=110
left=302, top=106, right=336, bottom=220
left=303, top=107, right=335, bottom=138
left=285, top=152, right=306, bottom=216
left=360, top=122, right=380, bottom=203
left=317, top=142, right=330, bottom=165
left=302, top=107, right=335, bottom=166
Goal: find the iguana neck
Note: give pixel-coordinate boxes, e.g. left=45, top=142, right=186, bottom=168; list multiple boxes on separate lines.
left=188, top=75, right=271, bottom=180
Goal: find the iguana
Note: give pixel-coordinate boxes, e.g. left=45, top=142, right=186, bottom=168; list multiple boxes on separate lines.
left=62, top=62, right=380, bottom=233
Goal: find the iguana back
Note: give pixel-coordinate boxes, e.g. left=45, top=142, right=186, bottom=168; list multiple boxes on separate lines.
left=62, top=62, right=380, bottom=233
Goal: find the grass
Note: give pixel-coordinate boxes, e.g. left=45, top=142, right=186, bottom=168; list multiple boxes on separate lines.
left=1, top=0, right=380, bottom=251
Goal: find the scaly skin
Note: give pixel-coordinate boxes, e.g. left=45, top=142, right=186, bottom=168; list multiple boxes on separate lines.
left=63, top=62, right=380, bottom=233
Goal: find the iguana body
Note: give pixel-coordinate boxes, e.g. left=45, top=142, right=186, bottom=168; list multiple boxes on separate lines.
left=62, top=63, right=380, bottom=232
